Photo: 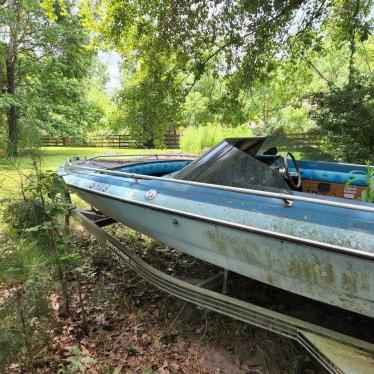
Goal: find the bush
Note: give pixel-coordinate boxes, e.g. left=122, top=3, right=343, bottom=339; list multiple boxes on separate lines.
left=2, top=200, right=48, bottom=235
left=0, top=239, right=53, bottom=370
left=0, top=151, right=76, bottom=369
left=310, top=75, right=374, bottom=163
left=179, top=124, right=252, bottom=153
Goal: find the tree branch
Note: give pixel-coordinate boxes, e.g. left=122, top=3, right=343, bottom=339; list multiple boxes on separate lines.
left=180, top=0, right=321, bottom=99
left=305, top=59, right=333, bottom=85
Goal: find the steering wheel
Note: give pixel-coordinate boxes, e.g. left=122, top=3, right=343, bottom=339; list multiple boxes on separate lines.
left=283, top=152, right=301, bottom=189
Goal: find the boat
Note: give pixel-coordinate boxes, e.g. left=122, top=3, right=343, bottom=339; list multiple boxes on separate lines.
left=58, top=136, right=374, bottom=318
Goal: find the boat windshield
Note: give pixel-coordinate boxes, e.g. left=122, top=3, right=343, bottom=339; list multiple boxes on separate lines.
left=174, top=136, right=335, bottom=192
left=174, top=137, right=292, bottom=192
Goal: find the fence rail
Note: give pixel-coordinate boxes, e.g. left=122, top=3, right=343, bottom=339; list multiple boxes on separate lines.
left=42, top=132, right=321, bottom=149
left=42, top=133, right=180, bottom=149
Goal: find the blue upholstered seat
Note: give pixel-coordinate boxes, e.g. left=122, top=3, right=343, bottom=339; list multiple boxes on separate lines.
left=119, top=157, right=371, bottom=187
left=119, top=160, right=192, bottom=176
left=291, top=160, right=370, bottom=187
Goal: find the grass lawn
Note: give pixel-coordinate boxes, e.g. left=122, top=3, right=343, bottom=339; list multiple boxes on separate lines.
left=0, top=146, right=165, bottom=203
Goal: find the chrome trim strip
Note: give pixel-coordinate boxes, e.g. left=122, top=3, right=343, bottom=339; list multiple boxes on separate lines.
left=86, top=153, right=196, bottom=161
left=67, top=161, right=374, bottom=214
left=67, top=182, right=374, bottom=261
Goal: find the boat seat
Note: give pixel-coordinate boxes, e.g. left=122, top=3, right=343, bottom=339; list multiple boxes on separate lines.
left=119, top=160, right=192, bottom=176
left=296, top=169, right=368, bottom=186
left=257, top=156, right=369, bottom=187
left=289, top=160, right=369, bottom=187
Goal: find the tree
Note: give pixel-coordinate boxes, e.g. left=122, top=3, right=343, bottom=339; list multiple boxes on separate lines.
left=114, top=52, right=183, bottom=146
left=0, top=0, right=100, bottom=155
left=309, top=0, right=373, bottom=163
left=82, top=0, right=374, bottom=140
left=80, top=1, right=336, bottom=136
left=311, top=76, right=374, bottom=163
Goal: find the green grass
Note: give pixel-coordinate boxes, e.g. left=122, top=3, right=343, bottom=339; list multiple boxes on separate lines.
left=0, top=146, right=165, bottom=202
left=180, top=124, right=253, bottom=153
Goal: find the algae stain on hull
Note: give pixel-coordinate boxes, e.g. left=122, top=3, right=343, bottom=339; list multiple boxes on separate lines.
left=207, top=228, right=365, bottom=301
left=288, top=258, right=336, bottom=287
left=207, top=228, right=339, bottom=291
left=206, top=229, right=259, bottom=266
left=341, top=272, right=358, bottom=294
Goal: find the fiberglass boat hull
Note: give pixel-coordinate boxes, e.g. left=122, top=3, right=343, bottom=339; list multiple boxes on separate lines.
left=62, top=165, right=374, bottom=319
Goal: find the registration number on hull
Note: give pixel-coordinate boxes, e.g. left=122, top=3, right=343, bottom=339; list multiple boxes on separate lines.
left=89, top=182, right=110, bottom=192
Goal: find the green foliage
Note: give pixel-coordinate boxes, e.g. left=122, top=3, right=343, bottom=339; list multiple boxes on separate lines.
left=2, top=160, right=72, bottom=241
left=57, top=346, right=95, bottom=373
left=2, top=200, right=48, bottom=235
left=125, top=345, right=136, bottom=356
left=310, top=75, right=374, bottom=163
left=1, top=0, right=373, bottom=151
left=0, top=145, right=76, bottom=367
left=0, top=144, right=97, bottom=370
left=136, top=308, right=146, bottom=323
left=0, top=239, right=53, bottom=370
left=81, top=0, right=373, bottom=140
left=182, top=91, right=216, bottom=127
left=142, top=368, right=157, bottom=374
left=0, top=0, right=108, bottom=153
left=327, top=0, right=373, bottom=82
left=114, top=53, right=182, bottom=147
left=180, top=124, right=252, bottom=154
left=160, top=329, right=177, bottom=345
left=345, top=161, right=374, bottom=202
left=90, top=0, right=324, bottom=86
left=180, top=73, right=225, bottom=127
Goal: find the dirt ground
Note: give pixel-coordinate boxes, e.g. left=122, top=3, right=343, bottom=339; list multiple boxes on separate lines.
left=27, top=222, right=336, bottom=374
left=12, top=222, right=332, bottom=374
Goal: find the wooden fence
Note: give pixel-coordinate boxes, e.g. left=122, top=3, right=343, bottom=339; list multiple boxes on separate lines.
left=275, top=133, right=322, bottom=149
left=41, top=132, right=321, bottom=150
left=284, top=133, right=321, bottom=146
left=42, top=133, right=180, bottom=149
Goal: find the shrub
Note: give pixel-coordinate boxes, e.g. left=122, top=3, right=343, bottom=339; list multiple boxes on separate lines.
left=345, top=161, right=374, bottom=202
left=1, top=151, right=75, bottom=368
left=310, top=75, right=374, bottom=163
left=2, top=200, right=48, bottom=235
left=0, top=239, right=53, bottom=370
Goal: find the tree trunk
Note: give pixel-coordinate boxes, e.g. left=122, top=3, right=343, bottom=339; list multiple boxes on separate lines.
left=6, top=0, right=18, bottom=156
left=7, top=57, right=17, bottom=156
left=348, top=0, right=360, bottom=85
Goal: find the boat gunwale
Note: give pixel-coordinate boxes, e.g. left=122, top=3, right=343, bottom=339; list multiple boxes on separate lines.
left=65, top=178, right=374, bottom=262
left=65, top=160, right=374, bottom=214
left=86, top=153, right=197, bottom=161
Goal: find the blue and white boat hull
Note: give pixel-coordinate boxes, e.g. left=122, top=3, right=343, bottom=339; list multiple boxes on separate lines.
left=61, top=161, right=374, bottom=319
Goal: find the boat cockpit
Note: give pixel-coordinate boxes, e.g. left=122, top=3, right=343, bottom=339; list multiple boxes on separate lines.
left=112, top=136, right=370, bottom=201
left=174, top=137, right=370, bottom=200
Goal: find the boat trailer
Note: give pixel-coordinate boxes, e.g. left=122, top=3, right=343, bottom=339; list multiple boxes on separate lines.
left=73, top=207, right=374, bottom=374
